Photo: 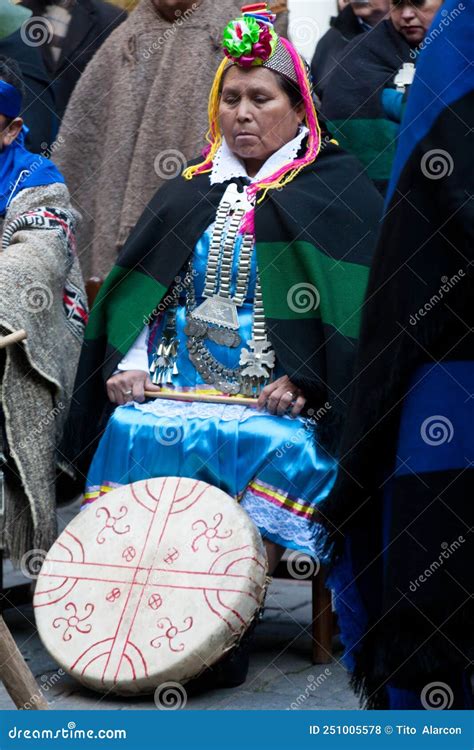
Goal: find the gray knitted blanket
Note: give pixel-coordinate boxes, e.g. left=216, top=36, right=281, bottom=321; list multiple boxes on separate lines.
left=0, top=183, right=86, bottom=563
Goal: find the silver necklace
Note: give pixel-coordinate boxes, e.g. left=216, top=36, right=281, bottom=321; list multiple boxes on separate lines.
left=186, top=182, right=254, bottom=344
left=150, top=183, right=276, bottom=396
left=183, top=183, right=275, bottom=396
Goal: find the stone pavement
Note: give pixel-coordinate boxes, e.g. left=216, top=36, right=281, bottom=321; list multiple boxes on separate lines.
left=0, top=499, right=359, bottom=711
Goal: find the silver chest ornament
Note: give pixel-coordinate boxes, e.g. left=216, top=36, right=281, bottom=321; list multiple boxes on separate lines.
left=190, top=181, right=254, bottom=339
left=239, top=338, right=275, bottom=380
left=181, top=182, right=276, bottom=396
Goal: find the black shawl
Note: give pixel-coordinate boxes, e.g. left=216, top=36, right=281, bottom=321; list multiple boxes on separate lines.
left=61, top=141, right=383, bottom=487
left=321, top=19, right=412, bottom=194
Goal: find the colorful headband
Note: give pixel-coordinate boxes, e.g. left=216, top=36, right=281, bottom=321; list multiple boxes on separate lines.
left=0, top=80, right=22, bottom=119
left=222, top=3, right=302, bottom=87
left=183, top=3, right=322, bottom=218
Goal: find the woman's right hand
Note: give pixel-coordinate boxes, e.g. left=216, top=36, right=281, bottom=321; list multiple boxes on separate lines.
left=106, top=370, right=162, bottom=405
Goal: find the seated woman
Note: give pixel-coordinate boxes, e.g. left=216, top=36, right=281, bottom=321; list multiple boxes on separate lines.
left=68, top=3, right=383, bottom=658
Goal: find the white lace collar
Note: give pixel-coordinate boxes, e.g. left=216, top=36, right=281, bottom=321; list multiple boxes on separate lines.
left=210, top=126, right=309, bottom=185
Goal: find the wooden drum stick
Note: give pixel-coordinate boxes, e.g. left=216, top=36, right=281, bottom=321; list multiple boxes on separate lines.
left=0, top=329, right=27, bottom=349
left=144, top=390, right=259, bottom=408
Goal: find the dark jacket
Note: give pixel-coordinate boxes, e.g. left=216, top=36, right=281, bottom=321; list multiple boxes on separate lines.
left=320, top=19, right=411, bottom=195
left=21, top=0, right=126, bottom=120
left=311, top=5, right=364, bottom=100
left=0, top=30, right=58, bottom=152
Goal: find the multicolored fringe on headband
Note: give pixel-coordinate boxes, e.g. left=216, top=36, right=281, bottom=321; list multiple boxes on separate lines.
left=183, top=3, right=321, bottom=233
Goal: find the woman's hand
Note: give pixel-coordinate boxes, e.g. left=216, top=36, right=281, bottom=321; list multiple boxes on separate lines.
left=257, top=375, right=306, bottom=418
left=106, top=370, right=162, bottom=405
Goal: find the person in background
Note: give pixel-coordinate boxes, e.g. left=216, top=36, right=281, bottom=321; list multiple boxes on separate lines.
left=311, top=0, right=390, bottom=100
left=317, top=0, right=473, bottom=710
left=0, top=55, right=86, bottom=565
left=53, top=0, right=288, bottom=280
left=20, top=0, right=126, bottom=120
left=320, top=0, right=443, bottom=194
left=0, top=0, right=57, bottom=150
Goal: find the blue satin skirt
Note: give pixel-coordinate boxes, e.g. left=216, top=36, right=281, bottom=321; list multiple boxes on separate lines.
left=85, top=398, right=336, bottom=558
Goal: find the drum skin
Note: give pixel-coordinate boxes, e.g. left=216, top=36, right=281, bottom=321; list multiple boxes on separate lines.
left=34, top=477, right=267, bottom=695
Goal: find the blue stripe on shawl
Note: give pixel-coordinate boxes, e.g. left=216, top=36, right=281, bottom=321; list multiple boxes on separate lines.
left=395, top=361, right=474, bottom=476
left=385, top=0, right=474, bottom=206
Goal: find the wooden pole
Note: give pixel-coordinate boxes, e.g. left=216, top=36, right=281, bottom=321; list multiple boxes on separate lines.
left=0, top=329, right=45, bottom=708
left=0, top=615, right=48, bottom=709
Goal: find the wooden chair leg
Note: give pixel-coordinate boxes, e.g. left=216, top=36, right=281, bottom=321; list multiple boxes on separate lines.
left=311, top=568, right=333, bottom=664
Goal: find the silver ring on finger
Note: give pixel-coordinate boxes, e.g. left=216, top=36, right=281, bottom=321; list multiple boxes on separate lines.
left=123, top=389, right=133, bottom=396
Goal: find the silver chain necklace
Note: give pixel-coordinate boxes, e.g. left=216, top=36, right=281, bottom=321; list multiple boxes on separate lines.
left=184, top=182, right=275, bottom=396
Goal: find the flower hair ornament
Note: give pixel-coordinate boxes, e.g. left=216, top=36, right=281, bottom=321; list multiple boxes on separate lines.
left=183, top=2, right=322, bottom=219
left=222, top=3, right=278, bottom=67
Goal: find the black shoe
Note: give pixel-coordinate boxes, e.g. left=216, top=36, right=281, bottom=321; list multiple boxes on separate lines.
left=185, top=621, right=255, bottom=695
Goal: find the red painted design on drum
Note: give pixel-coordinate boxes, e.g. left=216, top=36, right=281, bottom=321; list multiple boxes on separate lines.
left=52, top=602, right=94, bottom=641
left=130, top=480, right=162, bottom=512
left=34, top=530, right=86, bottom=606
left=148, top=594, right=163, bottom=610
left=122, top=546, right=136, bottom=562
left=217, top=591, right=247, bottom=627
left=169, top=479, right=211, bottom=515
left=106, top=588, right=121, bottom=602
left=150, top=616, right=193, bottom=652
left=34, top=478, right=267, bottom=692
left=96, top=506, right=131, bottom=544
left=71, top=638, right=149, bottom=682
left=163, top=547, right=179, bottom=564
left=203, top=589, right=239, bottom=634
left=191, top=512, right=233, bottom=553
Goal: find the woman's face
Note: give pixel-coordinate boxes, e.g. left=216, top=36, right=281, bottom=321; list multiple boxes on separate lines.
left=391, top=0, right=443, bottom=46
left=219, top=66, right=305, bottom=176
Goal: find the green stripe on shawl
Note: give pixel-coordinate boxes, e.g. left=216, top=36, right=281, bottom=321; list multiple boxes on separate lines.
left=85, top=265, right=167, bottom=353
left=257, top=241, right=369, bottom=339
left=327, top=118, right=399, bottom=180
